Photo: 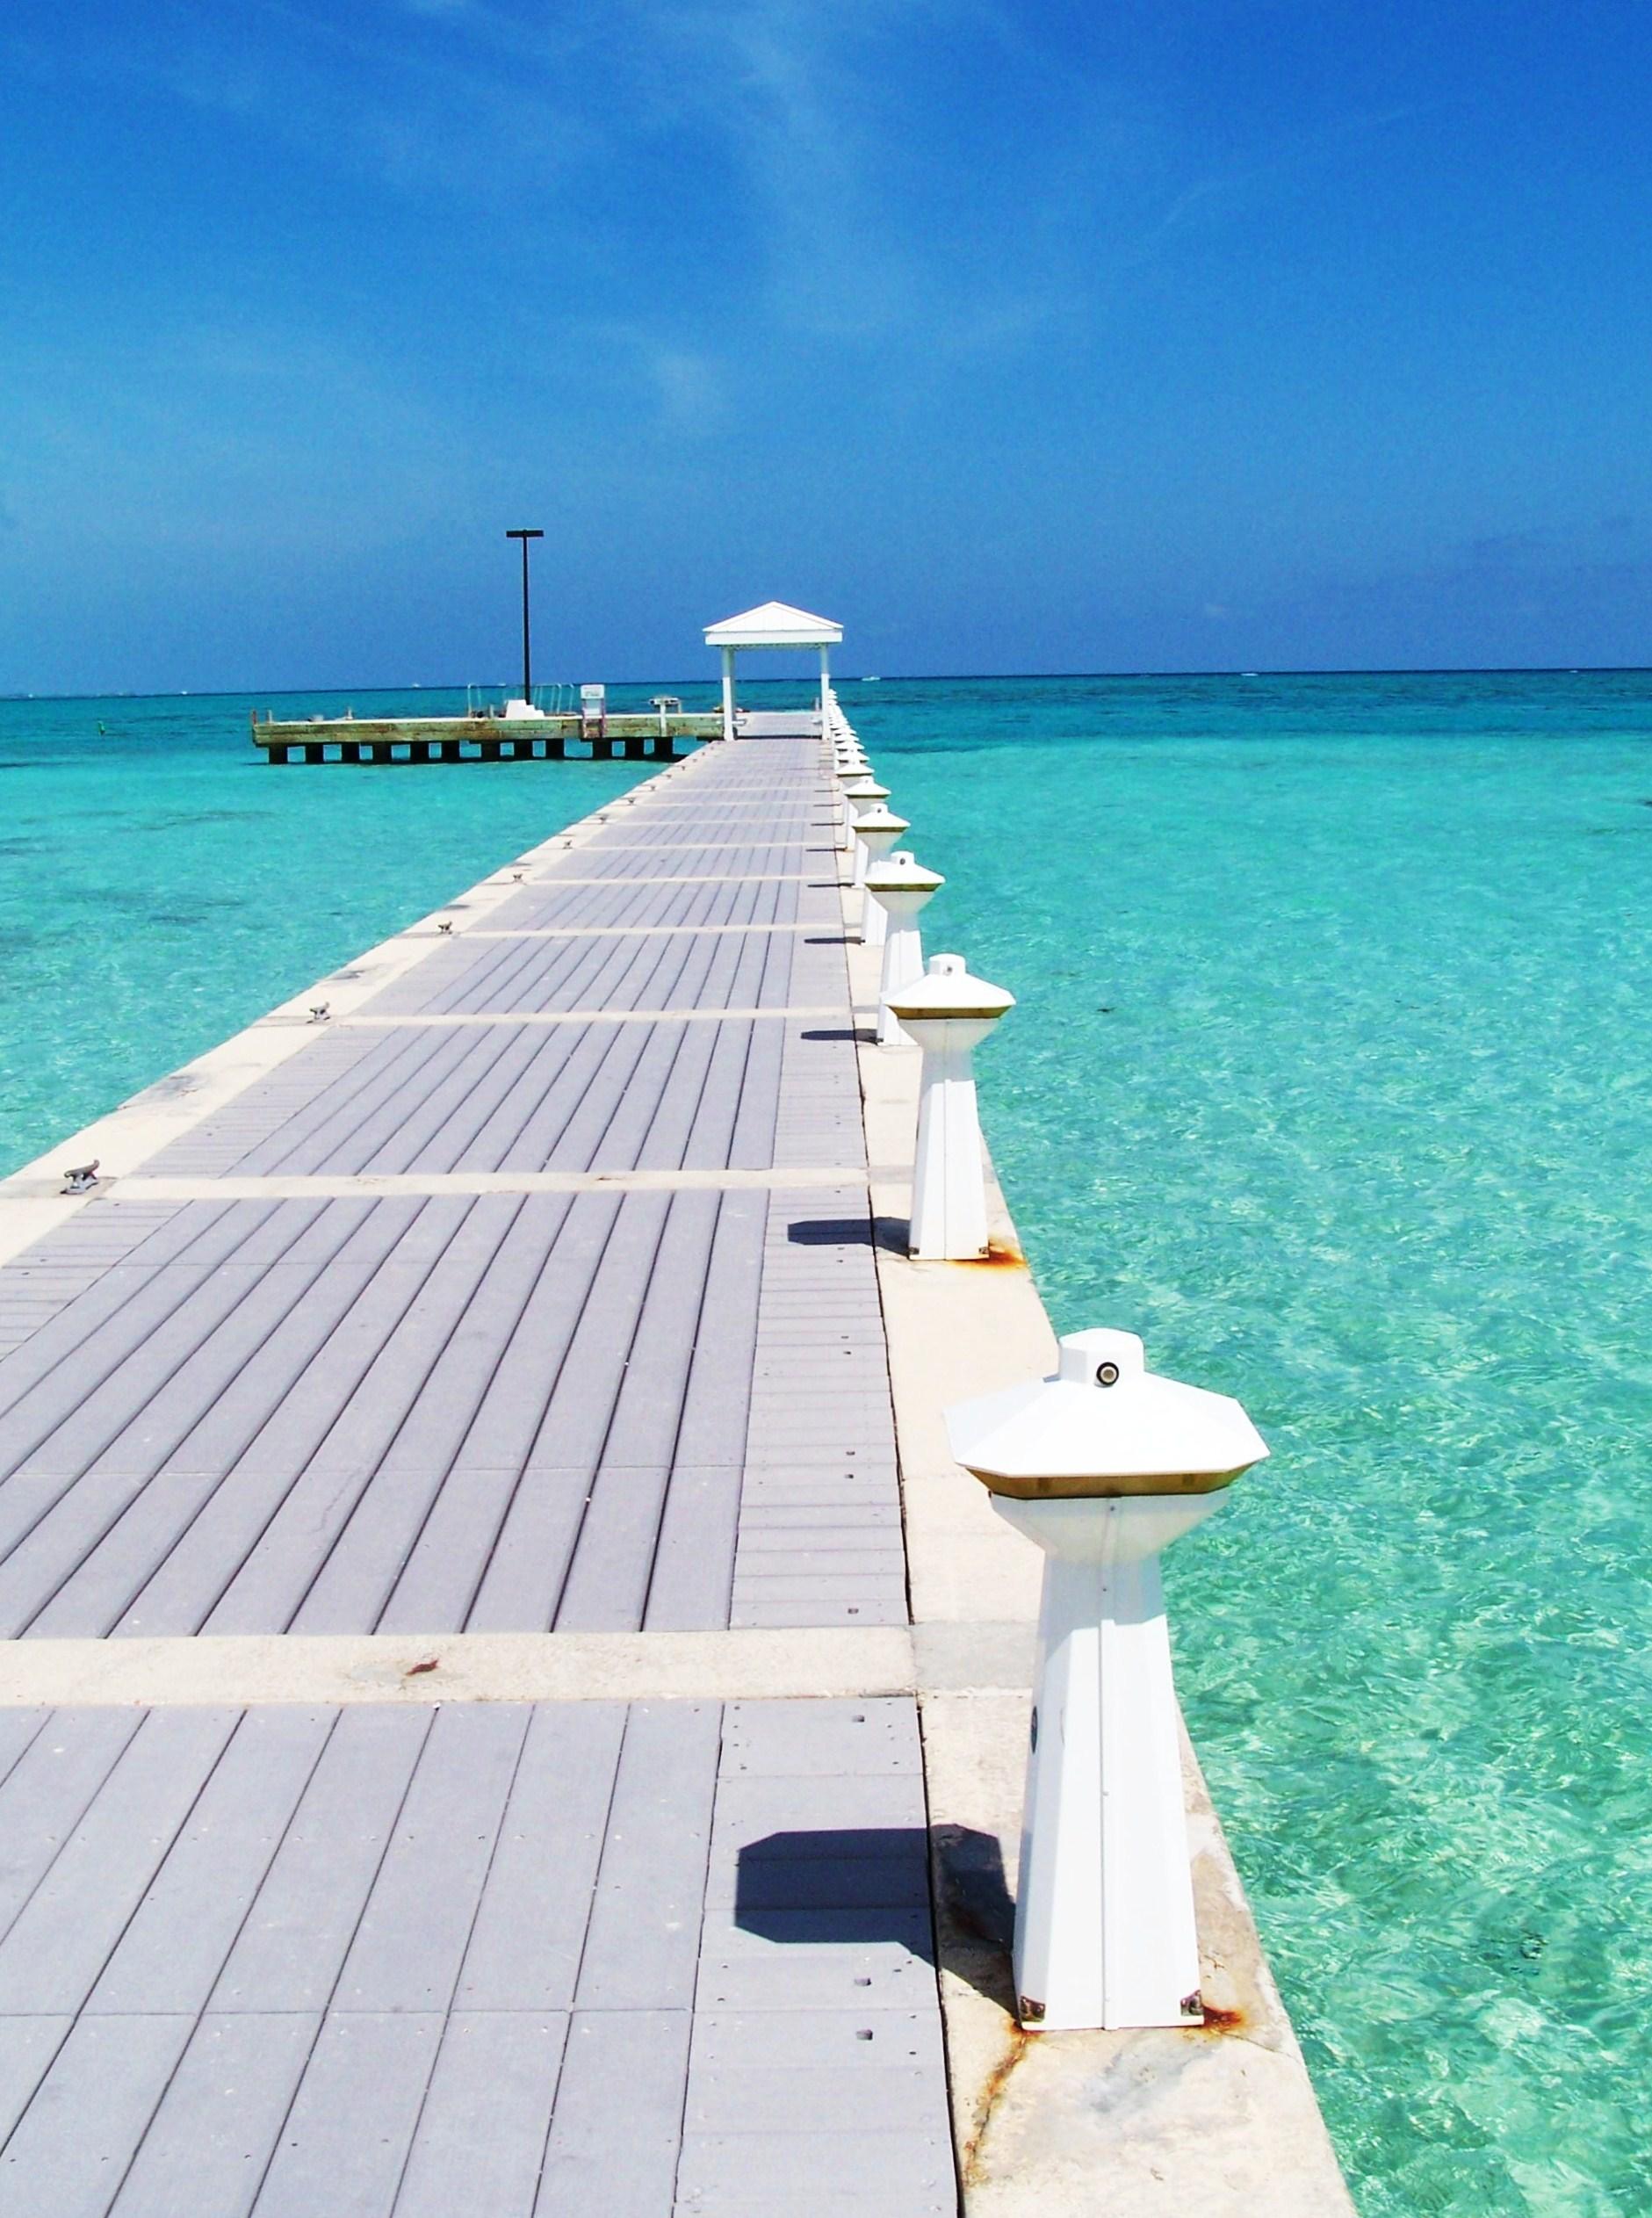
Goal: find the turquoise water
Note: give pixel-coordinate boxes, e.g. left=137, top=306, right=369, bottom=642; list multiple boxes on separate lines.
left=858, top=673, right=1652, bottom=2218
left=3, top=672, right=1650, bottom=2211
left=0, top=687, right=677, bottom=1169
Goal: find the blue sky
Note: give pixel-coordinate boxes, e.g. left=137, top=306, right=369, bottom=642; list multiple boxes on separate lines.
left=2, top=0, right=1648, bottom=688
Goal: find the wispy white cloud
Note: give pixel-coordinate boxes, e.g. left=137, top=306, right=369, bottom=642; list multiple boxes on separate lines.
left=1118, top=103, right=1425, bottom=270
left=5, top=0, right=610, bottom=192
left=4, top=0, right=1226, bottom=374
left=631, top=0, right=1094, bottom=358
left=0, top=0, right=1432, bottom=489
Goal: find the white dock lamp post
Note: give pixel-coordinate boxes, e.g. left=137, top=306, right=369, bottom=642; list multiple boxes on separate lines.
left=849, top=806, right=907, bottom=943
left=862, top=852, right=944, bottom=1044
left=833, top=758, right=870, bottom=836
left=885, top=954, right=1013, bottom=1259
left=840, top=774, right=887, bottom=849
left=946, top=1333, right=1267, bottom=2034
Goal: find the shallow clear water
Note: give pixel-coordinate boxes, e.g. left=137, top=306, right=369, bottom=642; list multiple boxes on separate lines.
left=3, top=670, right=1650, bottom=2211
left=0, top=687, right=672, bottom=1171
left=854, top=671, right=1652, bottom=2218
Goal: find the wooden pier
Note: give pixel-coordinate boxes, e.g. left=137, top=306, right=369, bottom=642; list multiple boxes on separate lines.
left=0, top=728, right=955, bottom=2215
left=252, top=711, right=724, bottom=765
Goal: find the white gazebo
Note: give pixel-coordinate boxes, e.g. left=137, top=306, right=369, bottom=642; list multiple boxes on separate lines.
left=703, top=601, right=843, bottom=740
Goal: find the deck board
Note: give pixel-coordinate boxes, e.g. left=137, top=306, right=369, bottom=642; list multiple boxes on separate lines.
left=108, top=2013, right=320, bottom=2218
left=0, top=1697, right=952, bottom=2212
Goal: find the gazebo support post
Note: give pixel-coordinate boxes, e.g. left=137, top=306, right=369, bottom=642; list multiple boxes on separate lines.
left=819, top=645, right=831, bottom=729
left=721, top=646, right=736, bottom=741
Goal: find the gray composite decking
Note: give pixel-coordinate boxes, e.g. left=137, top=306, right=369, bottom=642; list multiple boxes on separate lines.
left=0, top=1699, right=952, bottom=2218
left=0, top=734, right=952, bottom=2214
left=0, top=742, right=897, bottom=1638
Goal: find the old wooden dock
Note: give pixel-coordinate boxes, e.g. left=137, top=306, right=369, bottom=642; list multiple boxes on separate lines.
left=0, top=725, right=956, bottom=2215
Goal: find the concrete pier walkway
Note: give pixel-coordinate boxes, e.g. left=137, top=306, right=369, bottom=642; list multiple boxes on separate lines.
left=0, top=726, right=1354, bottom=2218
left=0, top=735, right=954, bottom=2216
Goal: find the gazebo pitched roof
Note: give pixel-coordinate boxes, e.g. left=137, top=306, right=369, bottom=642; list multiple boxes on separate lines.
left=703, top=601, right=843, bottom=649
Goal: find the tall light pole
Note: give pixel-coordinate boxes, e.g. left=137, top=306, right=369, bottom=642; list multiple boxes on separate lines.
left=505, top=528, right=544, bottom=704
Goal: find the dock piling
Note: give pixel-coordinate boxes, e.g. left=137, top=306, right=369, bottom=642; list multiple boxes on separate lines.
left=253, top=708, right=717, bottom=763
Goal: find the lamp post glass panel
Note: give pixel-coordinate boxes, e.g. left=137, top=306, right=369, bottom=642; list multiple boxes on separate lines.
left=506, top=529, right=545, bottom=705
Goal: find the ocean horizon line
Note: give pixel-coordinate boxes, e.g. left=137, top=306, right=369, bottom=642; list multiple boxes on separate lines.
left=3, top=664, right=1650, bottom=707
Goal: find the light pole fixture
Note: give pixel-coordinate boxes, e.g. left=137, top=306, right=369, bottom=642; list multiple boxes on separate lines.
left=947, top=1330, right=1268, bottom=2031
left=505, top=528, right=545, bottom=704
